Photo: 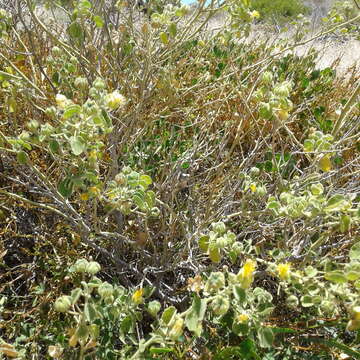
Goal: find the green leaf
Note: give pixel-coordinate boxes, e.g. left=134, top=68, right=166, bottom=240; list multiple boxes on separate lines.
left=84, top=302, right=99, bottom=322
left=198, top=235, right=209, bottom=252
left=232, top=322, right=249, bottom=336
left=52, top=71, right=61, bottom=86
left=233, top=285, right=246, bottom=304
left=160, top=32, right=168, bottom=45
left=168, top=22, right=177, bottom=37
left=345, top=270, right=360, bottom=281
left=145, top=190, right=155, bottom=208
left=325, top=270, right=347, bottom=284
left=306, top=338, right=360, bottom=359
left=257, top=327, right=274, bottom=348
left=208, top=245, right=221, bottom=263
left=49, top=139, right=60, bottom=153
left=70, top=288, right=82, bottom=305
left=324, top=194, right=349, bottom=212
left=63, top=104, right=81, bottom=119
left=139, top=175, right=152, bottom=189
left=304, top=266, right=318, bottom=278
left=161, top=306, right=177, bottom=325
left=80, top=0, right=92, bottom=9
left=303, top=139, right=314, bottom=152
left=58, top=178, right=73, bottom=198
left=67, top=22, right=84, bottom=41
left=16, top=151, right=28, bottom=165
left=149, top=347, right=174, bottom=354
left=69, top=136, right=86, bottom=155
left=93, top=15, right=104, bottom=28
left=120, top=315, right=133, bottom=340
left=133, top=190, right=146, bottom=210
left=350, top=243, right=360, bottom=261
left=75, top=323, right=89, bottom=340
left=301, top=295, right=314, bottom=307
left=185, top=295, right=207, bottom=336
left=339, top=214, right=351, bottom=233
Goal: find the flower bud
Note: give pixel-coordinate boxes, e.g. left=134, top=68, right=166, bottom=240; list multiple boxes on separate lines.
left=261, top=71, right=273, bottom=84
left=55, top=94, right=69, bottom=110
left=168, top=316, right=184, bottom=340
left=86, top=261, right=101, bottom=275
left=249, top=167, right=260, bottom=177
left=274, top=82, right=291, bottom=97
left=212, top=221, right=226, bottom=235
left=26, top=120, right=40, bottom=132
left=54, top=296, right=72, bottom=312
left=74, top=259, right=89, bottom=273
left=98, top=282, right=114, bottom=299
left=256, top=185, right=267, bottom=197
left=45, top=106, right=57, bottom=119
left=259, top=102, right=272, bottom=120
left=51, top=46, right=62, bottom=57
left=93, top=78, right=106, bottom=90
left=147, top=300, right=161, bottom=317
left=150, top=207, right=160, bottom=217
left=216, top=237, right=227, bottom=249
left=204, top=272, right=225, bottom=293
left=211, top=295, right=230, bottom=316
left=310, top=183, right=324, bottom=196
left=286, top=295, right=299, bottom=308
left=115, top=173, right=126, bottom=185
left=74, top=77, right=88, bottom=90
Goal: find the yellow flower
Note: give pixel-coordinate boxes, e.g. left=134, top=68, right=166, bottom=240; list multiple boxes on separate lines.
left=80, top=192, right=89, bottom=201
left=352, top=306, right=360, bottom=321
left=105, top=91, right=126, bottom=110
left=249, top=10, right=260, bottom=19
left=319, top=155, right=332, bottom=172
left=249, top=183, right=257, bottom=193
left=237, top=313, right=249, bottom=323
left=89, top=186, right=100, bottom=196
left=238, top=259, right=256, bottom=289
left=169, top=317, right=184, bottom=340
left=243, top=259, right=256, bottom=278
left=132, top=288, right=144, bottom=304
left=88, top=150, right=97, bottom=161
left=277, top=263, right=291, bottom=280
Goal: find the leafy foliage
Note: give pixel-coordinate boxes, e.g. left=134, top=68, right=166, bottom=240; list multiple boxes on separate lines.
left=0, top=0, right=360, bottom=359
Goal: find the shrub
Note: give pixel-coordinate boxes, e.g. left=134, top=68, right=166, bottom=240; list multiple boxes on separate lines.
left=251, top=0, right=309, bottom=22
left=0, top=0, right=359, bottom=358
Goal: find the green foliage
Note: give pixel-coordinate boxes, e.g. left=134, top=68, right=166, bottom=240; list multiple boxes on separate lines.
left=250, top=0, right=308, bottom=22
left=0, top=0, right=359, bottom=358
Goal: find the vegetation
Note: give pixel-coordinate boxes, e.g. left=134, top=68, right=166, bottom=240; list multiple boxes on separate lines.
left=250, top=0, right=308, bottom=23
left=0, top=0, right=359, bottom=359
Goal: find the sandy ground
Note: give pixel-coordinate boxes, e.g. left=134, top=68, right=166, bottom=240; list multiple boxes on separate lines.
left=5, top=0, right=359, bottom=76
left=205, top=0, right=360, bottom=76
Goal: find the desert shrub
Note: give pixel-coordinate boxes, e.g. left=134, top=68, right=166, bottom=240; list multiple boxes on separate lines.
left=250, top=0, right=309, bottom=22
left=0, top=0, right=360, bottom=359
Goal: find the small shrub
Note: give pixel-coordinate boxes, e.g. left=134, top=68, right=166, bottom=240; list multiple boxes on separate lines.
left=251, top=0, right=309, bottom=22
